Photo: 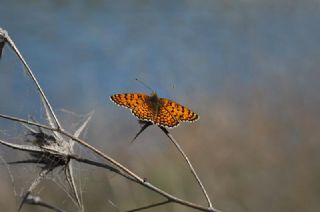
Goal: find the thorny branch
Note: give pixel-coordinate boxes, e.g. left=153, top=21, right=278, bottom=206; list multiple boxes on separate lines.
left=0, top=27, right=221, bottom=212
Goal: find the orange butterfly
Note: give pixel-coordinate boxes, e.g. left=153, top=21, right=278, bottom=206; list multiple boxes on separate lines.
left=110, top=92, right=199, bottom=128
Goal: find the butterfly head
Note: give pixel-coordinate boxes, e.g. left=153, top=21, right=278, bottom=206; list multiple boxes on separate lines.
left=150, top=92, right=158, bottom=98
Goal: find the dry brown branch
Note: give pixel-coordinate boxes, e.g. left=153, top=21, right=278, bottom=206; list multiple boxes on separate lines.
left=125, top=199, right=172, bottom=212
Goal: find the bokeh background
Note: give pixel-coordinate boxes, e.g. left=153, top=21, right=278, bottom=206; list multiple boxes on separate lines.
left=0, top=1, right=320, bottom=211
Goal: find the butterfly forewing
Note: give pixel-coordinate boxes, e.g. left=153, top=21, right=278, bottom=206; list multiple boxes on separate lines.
left=110, top=93, right=146, bottom=109
left=111, top=93, right=156, bottom=121
left=160, top=98, right=199, bottom=122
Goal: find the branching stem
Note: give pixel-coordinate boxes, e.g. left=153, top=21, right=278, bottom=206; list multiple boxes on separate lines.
left=0, top=113, right=219, bottom=212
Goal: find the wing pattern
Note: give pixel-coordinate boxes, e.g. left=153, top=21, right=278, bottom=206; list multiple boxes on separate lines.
left=111, top=93, right=154, bottom=121
left=110, top=93, right=199, bottom=128
left=160, top=98, right=199, bottom=123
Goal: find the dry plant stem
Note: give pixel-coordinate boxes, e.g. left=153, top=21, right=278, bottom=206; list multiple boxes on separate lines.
left=2, top=112, right=93, bottom=210
left=160, top=126, right=214, bottom=209
left=0, top=113, right=219, bottom=212
left=65, top=162, right=82, bottom=210
left=125, top=199, right=172, bottom=212
left=18, top=168, right=52, bottom=211
left=69, top=156, right=137, bottom=182
left=0, top=136, right=136, bottom=186
left=0, top=28, right=62, bottom=130
left=0, top=156, right=18, bottom=198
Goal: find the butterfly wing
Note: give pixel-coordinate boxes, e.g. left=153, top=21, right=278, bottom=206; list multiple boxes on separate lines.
left=131, top=100, right=155, bottom=122
left=110, top=93, right=155, bottom=122
left=110, top=93, right=199, bottom=128
left=160, top=98, right=199, bottom=123
left=154, top=105, right=180, bottom=128
left=110, top=93, right=146, bottom=109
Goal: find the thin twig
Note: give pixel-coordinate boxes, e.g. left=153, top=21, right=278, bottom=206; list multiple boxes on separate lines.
left=70, top=155, right=136, bottom=182
left=19, top=168, right=52, bottom=211
left=65, top=161, right=82, bottom=209
left=159, top=126, right=214, bottom=209
left=8, top=159, right=45, bottom=165
left=40, top=94, right=64, bottom=142
left=125, top=199, right=171, bottom=212
left=0, top=155, right=18, bottom=199
left=0, top=39, right=5, bottom=58
left=0, top=136, right=61, bottom=155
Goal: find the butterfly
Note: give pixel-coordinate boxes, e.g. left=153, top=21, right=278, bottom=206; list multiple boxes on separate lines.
left=110, top=92, right=199, bottom=128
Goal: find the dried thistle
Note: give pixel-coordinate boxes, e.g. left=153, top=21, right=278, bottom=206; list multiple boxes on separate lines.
left=1, top=113, right=93, bottom=211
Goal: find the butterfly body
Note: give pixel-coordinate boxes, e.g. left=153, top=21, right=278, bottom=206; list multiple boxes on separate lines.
left=110, top=92, right=199, bottom=128
left=147, top=92, right=161, bottom=118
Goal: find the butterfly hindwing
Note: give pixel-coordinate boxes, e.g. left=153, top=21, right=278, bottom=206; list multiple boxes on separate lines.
left=131, top=100, right=154, bottom=122
left=160, top=98, right=199, bottom=122
left=154, top=105, right=180, bottom=128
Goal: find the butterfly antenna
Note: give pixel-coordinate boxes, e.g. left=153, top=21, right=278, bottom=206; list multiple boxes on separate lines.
left=135, top=78, right=154, bottom=93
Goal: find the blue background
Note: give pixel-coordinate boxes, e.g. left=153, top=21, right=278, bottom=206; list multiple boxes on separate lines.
left=0, top=1, right=319, bottom=211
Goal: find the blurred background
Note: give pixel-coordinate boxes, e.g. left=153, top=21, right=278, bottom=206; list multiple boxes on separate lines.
left=0, top=0, right=320, bottom=211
